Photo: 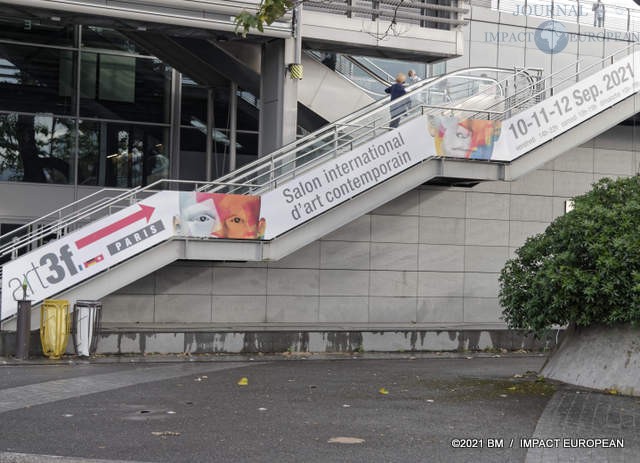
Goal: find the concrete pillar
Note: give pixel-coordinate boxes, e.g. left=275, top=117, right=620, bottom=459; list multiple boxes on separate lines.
left=259, top=38, right=298, bottom=156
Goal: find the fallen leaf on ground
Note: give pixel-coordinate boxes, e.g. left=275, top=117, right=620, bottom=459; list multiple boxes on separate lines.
left=328, top=437, right=365, bottom=444
left=237, top=377, right=249, bottom=386
left=379, top=387, right=389, bottom=395
left=151, top=431, right=181, bottom=437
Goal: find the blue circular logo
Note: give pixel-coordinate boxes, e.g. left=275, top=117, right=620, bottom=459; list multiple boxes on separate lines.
left=535, top=20, right=568, bottom=54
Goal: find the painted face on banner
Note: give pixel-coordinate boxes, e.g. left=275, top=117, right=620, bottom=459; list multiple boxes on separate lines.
left=182, top=198, right=221, bottom=237
left=442, top=120, right=472, bottom=157
left=428, top=116, right=501, bottom=160
left=212, top=194, right=266, bottom=239
left=175, top=192, right=267, bottom=239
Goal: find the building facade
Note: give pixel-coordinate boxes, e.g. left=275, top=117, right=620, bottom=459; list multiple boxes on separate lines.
left=1, top=0, right=639, bottom=352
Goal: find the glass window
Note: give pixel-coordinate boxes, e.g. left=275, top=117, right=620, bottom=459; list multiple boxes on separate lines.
left=0, top=13, right=74, bottom=46
left=99, top=55, right=136, bottom=102
left=80, top=55, right=171, bottom=123
left=77, top=120, right=169, bottom=187
left=0, top=43, right=75, bottom=115
left=0, top=113, right=74, bottom=184
left=236, top=89, right=259, bottom=132
left=180, top=127, right=206, bottom=181
left=181, top=80, right=208, bottom=127
left=82, top=26, right=150, bottom=55
left=236, top=131, right=259, bottom=159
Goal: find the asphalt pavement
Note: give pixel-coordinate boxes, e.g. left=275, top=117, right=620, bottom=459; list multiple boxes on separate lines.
left=0, top=354, right=637, bottom=463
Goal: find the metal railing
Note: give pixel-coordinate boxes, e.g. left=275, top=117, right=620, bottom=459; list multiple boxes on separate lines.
left=460, top=42, right=638, bottom=123
left=4, top=42, right=634, bottom=263
left=200, top=66, right=540, bottom=196
left=477, top=0, right=640, bottom=34
left=305, top=0, right=469, bottom=30
left=304, top=50, right=392, bottom=98
left=0, top=179, right=253, bottom=261
left=0, top=66, right=527, bottom=263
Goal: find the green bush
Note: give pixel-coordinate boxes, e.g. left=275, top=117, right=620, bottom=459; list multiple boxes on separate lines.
left=500, top=175, right=640, bottom=337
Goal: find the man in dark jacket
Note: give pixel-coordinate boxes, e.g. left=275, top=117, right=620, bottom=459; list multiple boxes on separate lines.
left=385, top=73, right=408, bottom=128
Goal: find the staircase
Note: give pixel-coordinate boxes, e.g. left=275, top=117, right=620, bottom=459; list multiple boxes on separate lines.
left=2, top=43, right=639, bottom=327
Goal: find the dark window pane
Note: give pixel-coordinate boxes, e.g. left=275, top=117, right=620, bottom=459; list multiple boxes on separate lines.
left=98, top=55, right=135, bottom=102
left=180, top=127, right=206, bottom=181
left=237, top=89, right=259, bottom=132
left=236, top=131, right=258, bottom=158
left=0, top=14, right=74, bottom=46
left=0, top=113, right=73, bottom=184
left=0, top=43, right=75, bottom=115
left=77, top=120, right=169, bottom=187
left=181, top=80, right=207, bottom=127
left=82, top=26, right=150, bottom=55
left=80, top=55, right=171, bottom=123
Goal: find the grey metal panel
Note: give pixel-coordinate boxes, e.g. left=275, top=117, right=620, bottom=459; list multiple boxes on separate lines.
left=301, top=10, right=463, bottom=61
left=299, top=54, right=375, bottom=122
left=0, top=183, right=75, bottom=223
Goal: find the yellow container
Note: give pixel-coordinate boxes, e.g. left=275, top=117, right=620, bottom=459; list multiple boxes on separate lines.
left=40, top=300, right=70, bottom=359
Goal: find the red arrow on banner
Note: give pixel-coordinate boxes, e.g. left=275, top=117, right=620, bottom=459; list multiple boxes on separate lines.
left=75, top=204, right=155, bottom=250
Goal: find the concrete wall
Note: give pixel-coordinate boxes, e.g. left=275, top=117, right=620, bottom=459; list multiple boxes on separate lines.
left=101, top=125, right=640, bottom=327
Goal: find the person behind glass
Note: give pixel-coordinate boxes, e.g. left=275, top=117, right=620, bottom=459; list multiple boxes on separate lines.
left=321, top=52, right=337, bottom=71
left=407, top=69, right=421, bottom=85
left=385, top=73, right=408, bottom=129
left=593, top=0, right=605, bottom=27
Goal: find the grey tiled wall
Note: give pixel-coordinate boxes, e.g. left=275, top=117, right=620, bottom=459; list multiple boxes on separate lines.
left=102, top=126, right=640, bottom=326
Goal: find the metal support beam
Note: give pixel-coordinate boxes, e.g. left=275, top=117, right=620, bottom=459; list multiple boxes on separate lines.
left=206, top=88, right=214, bottom=181
left=229, top=82, right=238, bottom=172
left=169, top=69, right=182, bottom=182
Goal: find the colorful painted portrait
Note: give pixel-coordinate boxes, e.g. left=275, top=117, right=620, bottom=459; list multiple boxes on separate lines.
left=175, top=192, right=266, bottom=239
left=428, top=116, right=502, bottom=160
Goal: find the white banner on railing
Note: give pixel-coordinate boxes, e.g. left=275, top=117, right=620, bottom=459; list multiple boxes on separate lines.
left=1, top=191, right=270, bottom=319
left=261, top=117, right=432, bottom=239
left=1, top=191, right=177, bottom=319
left=492, top=50, right=640, bottom=161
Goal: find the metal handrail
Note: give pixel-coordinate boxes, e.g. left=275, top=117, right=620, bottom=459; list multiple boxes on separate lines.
left=462, top=42, right=639, bottom=121
left=0, top=187, right=140, bottom=255
left=209, top=68, right=540, bottom=189
left=0, top=179, right=258, bottom=259
left=304, top=50, right=389, bottom=97
left=0, top=66, right=542, bottom=261
left=202, top=67, right=532, bottom=194
left=342, top=55, right=395, bottom=86
left=208, top=46, right=640, bottom=195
